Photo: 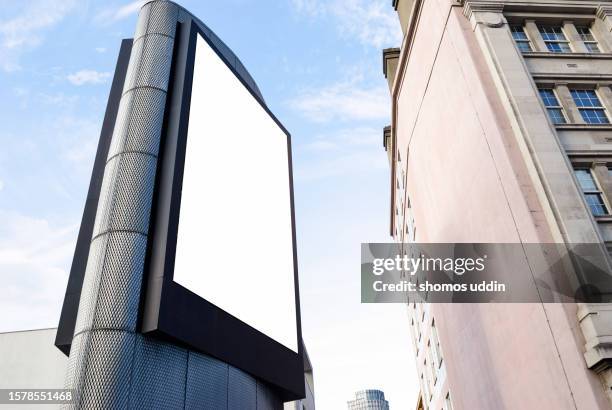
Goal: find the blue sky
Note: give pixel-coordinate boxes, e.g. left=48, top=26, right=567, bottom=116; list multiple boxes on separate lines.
left=0, top=0, right=416, bottom=407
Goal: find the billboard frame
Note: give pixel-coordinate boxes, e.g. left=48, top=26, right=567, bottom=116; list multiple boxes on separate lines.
left=140, top=20, right=304, bottom=401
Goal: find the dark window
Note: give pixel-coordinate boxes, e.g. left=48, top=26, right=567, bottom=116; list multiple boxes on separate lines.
left=571, top=90, right=609, bottom=124
left=538, top=26, right=571, bottom=53
left=539, top=88, right=566, bottom=124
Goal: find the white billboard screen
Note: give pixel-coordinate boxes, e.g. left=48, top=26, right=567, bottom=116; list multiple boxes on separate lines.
left=172, top=33, right=298, bottom=353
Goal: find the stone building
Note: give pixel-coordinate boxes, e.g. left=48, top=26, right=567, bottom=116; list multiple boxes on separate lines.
left=382, top=0, right=612, bottom=408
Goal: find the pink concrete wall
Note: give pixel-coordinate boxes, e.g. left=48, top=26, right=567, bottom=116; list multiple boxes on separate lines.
left=394, top=2, right=609, bottom=409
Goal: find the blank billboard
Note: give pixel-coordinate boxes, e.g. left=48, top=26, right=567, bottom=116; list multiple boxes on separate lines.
left=172, top=32, right=298, bottom=353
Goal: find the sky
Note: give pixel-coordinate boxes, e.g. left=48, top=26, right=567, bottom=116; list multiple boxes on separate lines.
left=0, top=0, right=416, bottom=408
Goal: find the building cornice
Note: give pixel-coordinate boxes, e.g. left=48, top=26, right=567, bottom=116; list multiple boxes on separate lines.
left=463, top=1, right=505, bottom=21
left=597, top=5, right=612, bottom=20
left=462, top=0, right=601, bottom=15
left=383, top=126, right=392, bottom=151
left=382, top=48, right=400, bottom=78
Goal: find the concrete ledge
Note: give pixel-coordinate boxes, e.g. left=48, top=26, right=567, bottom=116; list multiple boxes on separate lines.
left=523, top=52, right=612, bottom=59
left=383, top=125, right=392, bottom=151
left=383, top=48, right=400, bottom=93
left=392, top=0, right=416, bottom=36
left=556, top=124, right=612, bottom=131
left=578, top=303, right=612, bottom=371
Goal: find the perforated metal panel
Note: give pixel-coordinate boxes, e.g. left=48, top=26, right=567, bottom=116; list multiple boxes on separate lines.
left=257, top=381, right=282, bottom=410
left=228, top=366, right=257, bottom=410
left=128, top=335, right=188, bottom=409
left=186, top=352, right=229, bottom=409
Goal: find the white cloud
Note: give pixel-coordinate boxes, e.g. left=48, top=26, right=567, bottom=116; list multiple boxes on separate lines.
left=113, top=0, right=147, bottom=20
left=95, top=47, right=107, bottom=53
left=294, top=127, right=388, bottom=181
left=39, top=92, right=80, bottom=106
left=291, top=0, right=325, bottom=16
left=60, top=118, right=99, bottom=171
left=289, top=80, right=390, bottom=123
left=0, top=210, right=78, bottom=332
left=304, top=127, right=382, bottom=151
left=295, top=149, right=387, bottom=181
left=292, top=0, right=401, bottom=48
left=67, top=69, right=111, bottom=86
left=0, top=0, right=78, bottom=71
left=94, top=1, right=147, bottom=24
left=0, top=180, right=4, bottom=191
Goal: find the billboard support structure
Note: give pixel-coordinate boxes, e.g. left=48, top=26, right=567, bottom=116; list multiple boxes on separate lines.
left=58, top=1, right=303, bottom=408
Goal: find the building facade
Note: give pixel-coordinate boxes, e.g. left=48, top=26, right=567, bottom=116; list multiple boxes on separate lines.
left=347, top=390, right=390, bottom=410
left=383, top=0, right=612, bottom=409
left=0, top=328, right=314, bottom=410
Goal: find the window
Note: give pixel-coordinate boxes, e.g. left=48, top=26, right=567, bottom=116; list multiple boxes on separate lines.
left=538, top=26, right=571, bottom=53
left=427, top=341, right=437, bottom=385
left=510, top=25, right=532, bottom=52
left=538, top=88, right=566, bottom=124
left=431, top=319, right=443, bottom=368
left=410, top=318, right=420, bottom=356
left=424, top=358, right=433, bottom=401
left=410, top=317, right=419, bottom=355
left=421, top=373, right=430, bottom=407
left=576, top=26, right=600, bottom=53
left=444, top=392, right=454, bottom=410
left=575, top=168, right=608, bottom=216
left=570, top=89, right=609, bottom=124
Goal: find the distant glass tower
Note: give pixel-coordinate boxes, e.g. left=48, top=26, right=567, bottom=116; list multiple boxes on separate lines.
left=347, top=389, right=390, bottom=410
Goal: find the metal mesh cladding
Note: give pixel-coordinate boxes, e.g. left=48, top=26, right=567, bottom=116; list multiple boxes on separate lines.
left=128, top=335, right=188, bottom=409
left=134, top=1, right=179, bottom=40
left=73, top=233, right=147, bottom=335
left=107, top=88, right=167, bottom=159
left=124, top=34, right=175, bottom=92
left=186, top=352, right=229, bottom=409
left=72, top=235, right=107, bottom=336
left=92, top=152, right=157, bottom=237
left=133, top=3, right=151, bottom=40
left=62, top=330, right=87, bottom=408
left=62, top=331, right=135, bottom=409
left=145, top=1, right=179, bottom=37
left=92, top=232, right=147, bottom=331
